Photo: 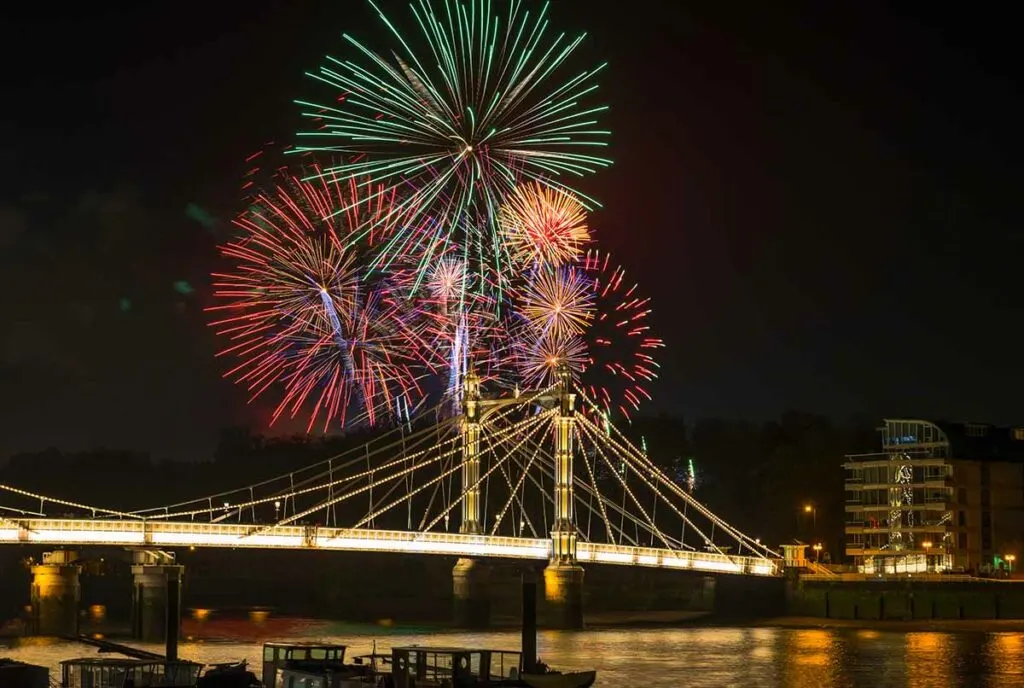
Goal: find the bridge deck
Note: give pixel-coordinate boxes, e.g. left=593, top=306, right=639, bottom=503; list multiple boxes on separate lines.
left=0, top=518, right=780, bottom=576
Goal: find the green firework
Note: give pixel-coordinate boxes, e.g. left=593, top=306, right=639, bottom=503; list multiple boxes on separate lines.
left=294, top=0, right=612, bottom=294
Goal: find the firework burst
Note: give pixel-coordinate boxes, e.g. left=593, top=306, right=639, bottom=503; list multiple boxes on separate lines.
left=517, top=266, right=595, bottom=340
left=427, top=257, right=469, bottom=315
left=294, top=0, right=611, bottom=292
left=208, top=174, right=436, bottom=432
left=578, top=250, right=663, bottom=420
left=499, top=182, right=591, bottom=268
left=515, top=329, right=589, bottom=389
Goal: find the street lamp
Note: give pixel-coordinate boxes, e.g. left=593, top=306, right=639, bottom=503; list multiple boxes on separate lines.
left=274, top=500, right=281, bottom=522
left=813, top=543, right=823, bottom=562
left=1007, top=554, right=1016, bottom=573
left=922, top=541, right=933, bottom=572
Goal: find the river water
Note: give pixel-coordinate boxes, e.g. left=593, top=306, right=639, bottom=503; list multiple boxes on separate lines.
left=3, top=620, right=1024, bottom=686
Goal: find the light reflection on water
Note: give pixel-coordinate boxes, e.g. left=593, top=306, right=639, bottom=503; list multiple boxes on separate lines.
left=3, top=622, right=1024, bottom=687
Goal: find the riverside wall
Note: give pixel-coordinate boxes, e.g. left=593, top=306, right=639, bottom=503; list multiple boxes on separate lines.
left=789, top=578, right=1024, bottom=620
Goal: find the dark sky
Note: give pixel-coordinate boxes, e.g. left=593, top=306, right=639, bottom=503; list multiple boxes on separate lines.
left=1, top=1, right=1021, bottom=459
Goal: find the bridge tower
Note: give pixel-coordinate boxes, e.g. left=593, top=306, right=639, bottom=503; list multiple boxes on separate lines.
left=452, top=368, right=492, bottom=627
left=460, top=369, right=483, bottom=536
left=30, top=550, right=81, bottom=636
left=543, top=365, right=585, bottom=629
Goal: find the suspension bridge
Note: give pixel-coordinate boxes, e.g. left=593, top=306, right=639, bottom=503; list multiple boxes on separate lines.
left=1, top=369, right=782, bottom=631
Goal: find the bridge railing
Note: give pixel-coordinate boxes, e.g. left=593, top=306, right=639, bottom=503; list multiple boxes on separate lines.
left=0, top=518, right=782, bottom=576
left=0, top=518, right=550, bottom=559
left=579, top=542, right=781, bottom=576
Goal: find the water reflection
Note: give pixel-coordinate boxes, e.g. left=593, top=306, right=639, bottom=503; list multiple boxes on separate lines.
left=906, top=632, right=955, bottom=687
left=2, top=621, right=1023, bottom=687
left=987, top=633, right=1024, bottom=681
left=780, top=629, right=838, bottom=686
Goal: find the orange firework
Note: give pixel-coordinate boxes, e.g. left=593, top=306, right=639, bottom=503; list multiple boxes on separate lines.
left=517, top=266, right=595, bottom=340
left=499, top=182, right=591, bottom=268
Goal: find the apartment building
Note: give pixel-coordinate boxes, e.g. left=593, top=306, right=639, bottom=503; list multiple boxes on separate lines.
left=844, top=418, right=1024, bottom=574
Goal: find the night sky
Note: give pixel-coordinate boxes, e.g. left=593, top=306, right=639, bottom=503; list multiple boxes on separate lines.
left=1, top=1, right=1020, bottom=459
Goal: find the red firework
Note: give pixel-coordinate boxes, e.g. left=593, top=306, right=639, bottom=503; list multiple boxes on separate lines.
left=579, top=250, right=664, bottom=420
left=207, top=171, right=437, bottom=432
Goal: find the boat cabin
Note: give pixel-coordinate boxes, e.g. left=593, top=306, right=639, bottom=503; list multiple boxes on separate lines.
left=261, top=643, right=351, bottom=688
left=390, top=646, right=523, bottom=688
left=274, top=665, right=380, bottom=688
left=60, top=657, right=202, bottom=688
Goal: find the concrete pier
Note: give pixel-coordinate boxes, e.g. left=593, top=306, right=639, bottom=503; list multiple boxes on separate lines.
left=30, top=550, right=81, bottom=636
left=542, top=563, right=585, bottom=629
left=452, top=557, right=492, bottom=628
left=131, top=553, right=183, bottom=645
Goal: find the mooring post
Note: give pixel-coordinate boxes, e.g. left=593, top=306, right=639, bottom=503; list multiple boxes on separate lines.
left=521, top=570, right=538, bottom=674
left=165, top=571, right=180, bottom=662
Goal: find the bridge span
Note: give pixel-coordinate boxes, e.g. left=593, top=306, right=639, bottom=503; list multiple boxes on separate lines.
left=0, top=518, right=779, bottom=576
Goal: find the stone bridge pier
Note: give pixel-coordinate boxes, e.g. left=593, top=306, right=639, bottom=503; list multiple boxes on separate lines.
left=452, top=557, right=492, bottom=628
left=30, top=550, right=81, bottom=636
left=131, top=550, right=184, bottom=649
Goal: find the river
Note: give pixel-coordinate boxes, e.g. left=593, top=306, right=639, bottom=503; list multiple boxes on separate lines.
left=4, top=620, right=1024, bottom=686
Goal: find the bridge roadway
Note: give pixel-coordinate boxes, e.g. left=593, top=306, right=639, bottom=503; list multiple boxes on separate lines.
left=0, top=518, right=781, bottom=576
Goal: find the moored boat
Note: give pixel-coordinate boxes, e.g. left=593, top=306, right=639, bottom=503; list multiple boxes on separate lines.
left=59, top=656, right=203, bottom=687
left=262, top=641, right=380, bottom=687
left=197, top=660, right=261, bottom=688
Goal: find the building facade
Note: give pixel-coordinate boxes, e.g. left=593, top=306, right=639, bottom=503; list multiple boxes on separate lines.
left=844, top=418, right=1024, bottom=574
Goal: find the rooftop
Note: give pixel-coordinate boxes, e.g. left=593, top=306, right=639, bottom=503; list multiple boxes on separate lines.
left=862, top=418, right=1024, bottom=462
left=60, top=658, right=201, bottom=667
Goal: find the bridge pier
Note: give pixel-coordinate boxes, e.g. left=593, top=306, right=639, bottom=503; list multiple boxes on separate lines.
left=131, top=552, right=183, bottom=651
left=542, top=563, right=585, bottom=629
left=452, top=557, right=491, bottom=628
left=30, top=550, right=81, bottom=636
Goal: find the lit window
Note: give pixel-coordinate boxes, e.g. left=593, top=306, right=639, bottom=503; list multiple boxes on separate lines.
left=1014, top=428, right=1024, bottom=441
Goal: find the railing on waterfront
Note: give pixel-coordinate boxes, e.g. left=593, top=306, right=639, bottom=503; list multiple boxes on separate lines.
left=799, top=573, right=1009, bottom=583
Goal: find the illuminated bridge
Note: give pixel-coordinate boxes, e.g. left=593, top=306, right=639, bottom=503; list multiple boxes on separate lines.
left=1, top=372, right=782, bottom=633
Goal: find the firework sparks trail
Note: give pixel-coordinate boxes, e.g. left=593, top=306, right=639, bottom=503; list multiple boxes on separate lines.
left=517, top=265, right=595, bottom=340
left=578, top=249, right=664, bottom=420
left=514, top=327, right=589, bottom=389
left=207, top=172, right=440, bottom=432
left=294, top=0, right=612, bottom=297
left=499, top=181, right=591, bottom=268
